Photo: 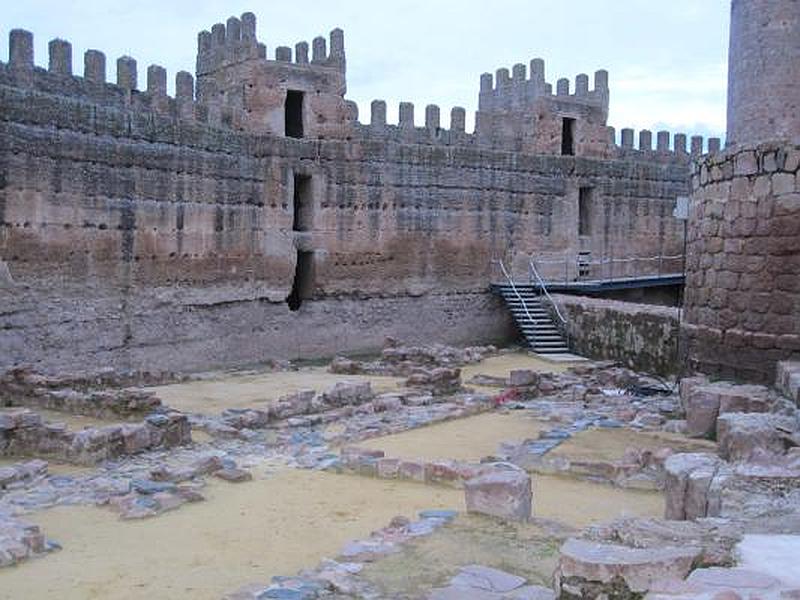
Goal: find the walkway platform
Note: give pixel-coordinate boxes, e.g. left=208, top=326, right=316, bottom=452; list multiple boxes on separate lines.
left=523, top=273, right=684, bottom=294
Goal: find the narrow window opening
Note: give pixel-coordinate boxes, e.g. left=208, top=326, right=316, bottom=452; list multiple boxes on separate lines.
left=561, top=117, right=576, bottom=156
left=285, top=90, right=304, bottom=138
left=292, top=174, right=313, bottom=232
left=579, top=186, right=593, bottom=236
left=286, top=250, right=315, bottom=311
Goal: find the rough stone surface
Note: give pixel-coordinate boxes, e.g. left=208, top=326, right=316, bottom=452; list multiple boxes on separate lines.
left=716, top=413, right=796, bottom=462
left=555, top=538, right=701, bottom=596
left=684, top=142, right=800, bottom=383
left=555, top=295, right=680, bottom=376
left=463, top=463, right=532, bottom=522
left=777, top=362, right=800, bottom=406
left=664, top=453, right=728, bottom=520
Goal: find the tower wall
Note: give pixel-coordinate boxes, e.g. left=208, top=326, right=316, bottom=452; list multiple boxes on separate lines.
left=726, top=0, right=800, bottom=147
left=684, top=0, right=800, bottom=381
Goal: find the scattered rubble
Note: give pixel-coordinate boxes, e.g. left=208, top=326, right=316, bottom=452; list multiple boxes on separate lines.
left=329, top=342, right=496, bottom=377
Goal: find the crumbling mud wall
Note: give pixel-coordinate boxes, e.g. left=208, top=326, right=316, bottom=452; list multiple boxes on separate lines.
left=554, top=294, right=679, bottom=376
left=0, top=17, right=695, bottom=374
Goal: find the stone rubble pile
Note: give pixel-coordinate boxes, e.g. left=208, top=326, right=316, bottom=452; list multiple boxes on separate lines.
left=0, top=512, right=59, bottom=567
left=329, top=341, right=496, bottom=377
left=404, top=367, right=462, bottom=395
left=1, top=408, right=191, bottom=465
left=0, top=458, right=48, bottom=490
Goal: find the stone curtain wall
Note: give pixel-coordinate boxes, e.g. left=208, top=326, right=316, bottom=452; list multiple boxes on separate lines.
left=553, top=294, right=680, bottom=376
left=682, top=143, right=800, bottom=382
left=0, top=45, right=688, bottom=374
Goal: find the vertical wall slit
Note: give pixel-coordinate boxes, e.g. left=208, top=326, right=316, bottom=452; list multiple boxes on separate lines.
left=285, top=90, right=304, bottom=138
left=286, top=250, right=314, bottom=311
left=561, top=117, right=575, bottom=156
left=287, top=172, right=314, bottom=311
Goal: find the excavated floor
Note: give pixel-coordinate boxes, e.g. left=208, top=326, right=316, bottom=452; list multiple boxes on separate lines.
left=0, top=351, right=673, bottom=599
left=0, top=469, right=462, bottom=600
left=149, top=367, right=405, bottom=415
left=356, top=411, right=548, bottom=461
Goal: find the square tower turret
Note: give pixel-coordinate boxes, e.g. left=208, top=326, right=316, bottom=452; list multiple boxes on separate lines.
left=475, top=59, right=611, bottom=157
left=195, top=13, right=350, bottom=138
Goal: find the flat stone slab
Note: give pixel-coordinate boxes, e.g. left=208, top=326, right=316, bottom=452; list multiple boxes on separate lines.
left=556, top=538, right=701, bottom=594
left=451, top=564, right=527, bottom=593
left=428, top=565, right=554, bottom=600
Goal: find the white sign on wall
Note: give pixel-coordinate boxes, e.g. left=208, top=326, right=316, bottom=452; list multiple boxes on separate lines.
left=673, top=196, right=689, bottom=220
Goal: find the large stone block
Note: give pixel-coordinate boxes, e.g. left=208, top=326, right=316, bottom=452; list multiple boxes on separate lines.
left=664, top=452, right=727, bottom=520
left=464, top=463, right=531, bottom=522
left=684, top=386, right=721, bottom=438
left=717, top=413, right=795, bottom=462
left=554, top=538, right=701, bottom=597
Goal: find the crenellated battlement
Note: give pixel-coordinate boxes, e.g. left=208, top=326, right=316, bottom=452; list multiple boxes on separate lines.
left=0, top=15, right=716, bottom=162
left=196, top=13, right=345, bottom=77
left=610, top=127, right=722, bottom=160
left=1, top=28, right=200, bottom=122
left=478, top=59, right=609, bottom=115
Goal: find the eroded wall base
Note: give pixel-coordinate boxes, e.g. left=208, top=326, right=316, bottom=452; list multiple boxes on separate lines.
left=0, top=280, right=515, bottom=374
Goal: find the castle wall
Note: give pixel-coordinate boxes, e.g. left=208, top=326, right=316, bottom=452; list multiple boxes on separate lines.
left=0, top=27, right=691, bottom=374
left=683, top=142, right=800, bottom=382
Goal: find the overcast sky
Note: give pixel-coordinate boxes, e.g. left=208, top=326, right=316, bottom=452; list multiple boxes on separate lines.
left=1, top=0, right=730, bottom=140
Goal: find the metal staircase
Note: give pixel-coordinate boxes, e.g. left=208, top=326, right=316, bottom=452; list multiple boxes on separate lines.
left=492, top=259, right=570, bottom=354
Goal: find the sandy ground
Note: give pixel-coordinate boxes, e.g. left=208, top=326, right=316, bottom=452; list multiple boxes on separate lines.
left=551, top=427, right=717, bottom=462
left=535, top=473, right=662, bottom=525
left=462, top=352, right=574, bottom=385
left=0, top=469, right=661, bottom=600
left=357, top=412, right=548, bottom=461
left=0, top=469, right=462, bottom=600
left=149, top=368, right=405, bottom=415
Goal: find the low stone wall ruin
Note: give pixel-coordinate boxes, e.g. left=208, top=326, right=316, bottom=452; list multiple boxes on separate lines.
left=0, top=368, right=163, bottom=419
left=0, top=409, right=191, bottom=465
left=553, top=294, right=680, bottom=376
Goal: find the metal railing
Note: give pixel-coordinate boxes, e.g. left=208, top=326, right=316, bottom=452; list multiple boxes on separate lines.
left=529, top=258, right=567, bottom=324
left=531, top=253, right=684, bottom=285
left=495, top=259, right=539, bottom=345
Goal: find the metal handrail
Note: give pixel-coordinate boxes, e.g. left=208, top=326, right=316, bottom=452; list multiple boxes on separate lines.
left=529, top=259, right=567, bottom=324
left=533, top=254, right=684, bottom=266
left=495, top=259, right=538, bottom=344
left=531, top=252, right=684, bottom=284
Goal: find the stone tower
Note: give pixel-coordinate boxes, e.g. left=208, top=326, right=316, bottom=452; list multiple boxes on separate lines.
left=726, top=0, right=800, bottom=147
left=683, top=0, right=800, bottom=381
